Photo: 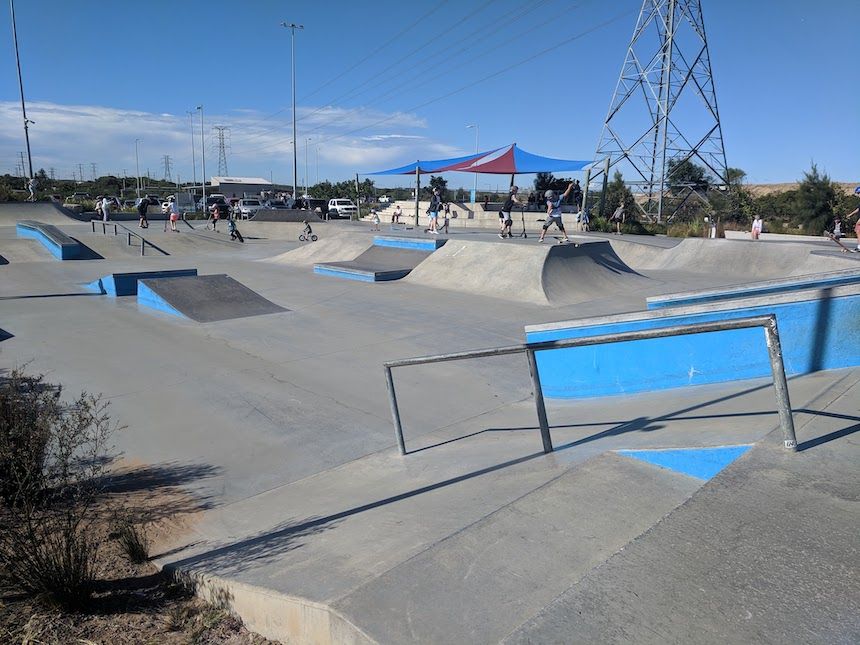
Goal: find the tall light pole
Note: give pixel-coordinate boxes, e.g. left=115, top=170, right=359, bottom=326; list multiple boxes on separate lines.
left=305, top=137, right=312, bottom=195
left=281, top=21, right=303, bottom=198
left=134, top=138, right=141, bottom=199
left=10, top=0, right=33, bottom=179
left=315, top=145, right=319, bottom=186
left=466, top=124, right=479, bottom=204
left=197, top=105, right=206, bottom=207
left=187, top=110, right=197, bottom=197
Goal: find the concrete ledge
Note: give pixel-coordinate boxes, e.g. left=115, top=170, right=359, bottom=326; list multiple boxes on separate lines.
left=16, top=220, right=82, bottom=260
left=85, top=269, right=198, bottom=296
left=313, top=264, right=410, bottom=282
left=525, top=283, right=860, bottom=398
left=647, top=267, right=860, bottom=309
left=372, top=235, right=446, bottom=251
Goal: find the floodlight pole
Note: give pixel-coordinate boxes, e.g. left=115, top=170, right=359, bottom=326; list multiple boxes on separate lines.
left=134, top=138, right=141, bottom=199
left=282, top=22, right=304, bottom=199
left=414, top=164, right=420, bottom=226
left=197, top=105, right=206, bottom=207
left=187, top=111, right=197, bottom=200
left=10, top=0, right=33, bottom=179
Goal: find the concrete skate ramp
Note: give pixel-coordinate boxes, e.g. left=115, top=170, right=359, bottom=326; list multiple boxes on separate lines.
left=0, top=201, right=84, bottom=225
left=262, top=233, right=371, bottom=267
left=250, top=209, right=322, bottom=222
left=314, top=245, right=433, bottom=282
left=406, top=239, right=651, bottom=305
left=609, top=237, right=841, bottom=279
left=137, top=274, right=287, bottom=323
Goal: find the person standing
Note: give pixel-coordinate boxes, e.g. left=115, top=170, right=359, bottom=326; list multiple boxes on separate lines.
left=854, top=217, right=860, bottom=252
left=610, top=203, right=625, bottom=235
left=101, top=195, right=112, bottom=222
left=210, top=203, right=221, bottom=232
left=538, top=182, right=574, bottom=244
left=499, top=186, right=523, bottom=238
left=426, top=187, right=442, bottom=234
left=137, top=197, right=149, bottom=228
left=27, top=176, right=37, bottom=201
left=571, top=179, right=583, bottom=213
left=370, top=208, right=380, bottom=231
left=751, top=214, right=763, bottom=240
left=168, top=196, right=180, bottom=232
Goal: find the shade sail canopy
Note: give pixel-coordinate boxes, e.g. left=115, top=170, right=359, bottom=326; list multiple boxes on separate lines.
left=364, top=144, right=592, bottom=176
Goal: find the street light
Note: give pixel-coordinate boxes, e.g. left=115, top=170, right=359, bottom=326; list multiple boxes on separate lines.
left=134, top=138, right=142, bottom=199
left=196, top=105, right=206, bottom=208
left=10, top=0, right=33, bottom=180
left=281, top=21, right=303, bottom=199
left=187, top=110, right=197, bottom=198
left=305, top=137, right=312, bottom=195
left=466, top=124, right=479, bottom=204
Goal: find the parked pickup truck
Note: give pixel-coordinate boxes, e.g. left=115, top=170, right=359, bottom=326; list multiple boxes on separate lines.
left=327, top=198, right=357, bottom=219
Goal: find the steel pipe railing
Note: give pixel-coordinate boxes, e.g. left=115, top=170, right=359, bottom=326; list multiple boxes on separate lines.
left=384, top=314, right=797, bottom=455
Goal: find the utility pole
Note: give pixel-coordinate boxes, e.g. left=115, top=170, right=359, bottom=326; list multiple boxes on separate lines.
left=90, top=162, right=97, bottom=181
left=18, top=151, right=26, bottom=177
left=213, top=126, right=229, bottom=175
left=281, top=21, right=303, bottom=197
left=48, top=167, right=55, bottom=181
left=594, top=0, right=727, bottom=222
left=77, top=163, right=84, bottom=184
left=134, top=139, right=141, bottom=199
left=197, top=106, right=206, bottom=208
left=161, top=154, right=172, bottom=181
left=187, top=111, right=197, bottom=196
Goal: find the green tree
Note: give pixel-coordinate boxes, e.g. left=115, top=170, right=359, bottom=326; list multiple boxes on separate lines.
left=534, top=172, right=571, bottom=193
left=792, top=163, right=837, bottom=234
left=604, top=171, right=636, bottom=214
left=667, top=159, right=711, bottom=195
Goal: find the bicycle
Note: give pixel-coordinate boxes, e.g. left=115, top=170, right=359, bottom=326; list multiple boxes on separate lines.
left=299, top=232, right=318, bottom=242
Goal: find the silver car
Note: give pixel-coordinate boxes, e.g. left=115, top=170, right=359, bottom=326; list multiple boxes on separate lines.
left=237, top=198, right=264, bottom=219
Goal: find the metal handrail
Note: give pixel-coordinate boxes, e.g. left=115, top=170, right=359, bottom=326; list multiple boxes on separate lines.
left=384, top=314, right=797, bottom=456
left=90, top=219, right=147, bottom=256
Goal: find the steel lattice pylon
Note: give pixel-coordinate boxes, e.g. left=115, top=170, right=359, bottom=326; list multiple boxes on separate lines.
left=594, top=0, right=727, bottom=221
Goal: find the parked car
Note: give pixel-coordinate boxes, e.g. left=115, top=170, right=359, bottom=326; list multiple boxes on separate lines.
left=378, top=195, right=391, bottom=203
left=236, top=198, right=264, bottom=219
left=122, top=199, right=136, bottom=209
left=69, top=192, right=90, bottom=202
left=263, top=199, right=289, bottom=210
left=197, top=196, right=229, bottom=214
left=327, top=198, right=358, bottom=219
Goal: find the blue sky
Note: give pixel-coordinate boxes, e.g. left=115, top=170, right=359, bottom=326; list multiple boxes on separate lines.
left=1, top=0, right=857, bottom=190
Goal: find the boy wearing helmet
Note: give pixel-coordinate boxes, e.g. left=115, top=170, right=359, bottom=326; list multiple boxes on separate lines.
left=427, top=187, right=442, bottom=234
left=538, top=182, right=575, bottom=243
left=499, top=186, right=522, bottom=238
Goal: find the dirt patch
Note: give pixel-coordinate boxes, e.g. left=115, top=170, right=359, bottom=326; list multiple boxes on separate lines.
left=0, top=461, right=278, bottom=644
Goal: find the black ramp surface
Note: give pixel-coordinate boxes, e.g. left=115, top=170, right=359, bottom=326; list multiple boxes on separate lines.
left=321, top=245, right=432, bottom=272
left=140, top=274, right=287, bottom=323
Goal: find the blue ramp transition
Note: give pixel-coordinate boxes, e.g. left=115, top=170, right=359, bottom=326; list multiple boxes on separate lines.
left=86, top=269, right=198, bottom=296
left=617, top=445, right=752, bottom=481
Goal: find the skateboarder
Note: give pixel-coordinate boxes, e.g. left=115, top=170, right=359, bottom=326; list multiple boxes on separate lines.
left=426, top=187, right=442, bottom=234
left=499, top=186, right=523, bottom=238
left=137, top=197, right=149, bottom=228
left=167, top=197, right=180, bottom=232
left=538, top=182, right=574, bottom=244
left=227, top=216, right=244, bottom=242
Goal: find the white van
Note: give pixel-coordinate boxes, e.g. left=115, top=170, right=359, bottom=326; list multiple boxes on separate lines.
left=327, top=198, right=358, bottom=219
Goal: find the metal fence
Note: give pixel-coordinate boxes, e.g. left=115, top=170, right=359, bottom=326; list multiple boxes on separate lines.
left=384, top=314, right=797, bottom=456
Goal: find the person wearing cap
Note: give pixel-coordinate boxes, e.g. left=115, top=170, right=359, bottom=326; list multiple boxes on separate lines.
left=538, top=182, right=575, bottom=244
left=426, top=187, right=442, bottom=234
left=499, top=185, right=523, bottom=238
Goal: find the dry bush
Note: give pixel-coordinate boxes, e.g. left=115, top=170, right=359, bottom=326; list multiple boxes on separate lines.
left=0, top=368, right=120, bottom=609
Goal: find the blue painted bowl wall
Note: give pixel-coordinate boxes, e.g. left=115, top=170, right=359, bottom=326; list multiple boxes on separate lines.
left=526, top=293, right=860, bottom=399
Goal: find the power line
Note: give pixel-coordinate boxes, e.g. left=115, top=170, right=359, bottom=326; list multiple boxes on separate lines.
left=161, top=155, right=173, bottom=181
left=213, top=126, right=230, bottom=175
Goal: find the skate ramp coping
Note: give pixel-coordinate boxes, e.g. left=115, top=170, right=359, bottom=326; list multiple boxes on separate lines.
left=137, top=274, right=287, bottom=323
left=313, top=235, right=445, bottom=282
left=85, top=269, right=198, bottom=296
left=405, top=238, right=651, bottom=305
left=648, top=267, right=860, bottom=309
left=525, top=282, right=860, bottom=398
left=16, top=220, right=82, bottom=260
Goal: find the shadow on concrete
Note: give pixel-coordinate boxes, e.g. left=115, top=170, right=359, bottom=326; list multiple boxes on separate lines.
left=168, top=450, right=547, bottom=575
left=0, top=328, right=12, bottom=342
left=808, top=287, right=833, bottom=373
left=69, top=237, right=104, bottom=260
left=0, top=292, right=103, bottom=301
left=0, top=254, right=8, bottom=265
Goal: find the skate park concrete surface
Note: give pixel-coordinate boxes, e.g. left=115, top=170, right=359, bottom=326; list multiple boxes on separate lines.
left=1, top=202, right=858, bottom=643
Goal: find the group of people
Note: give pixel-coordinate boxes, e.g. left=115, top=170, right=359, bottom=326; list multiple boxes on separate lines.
left=752, top=208, right=860, bottom=252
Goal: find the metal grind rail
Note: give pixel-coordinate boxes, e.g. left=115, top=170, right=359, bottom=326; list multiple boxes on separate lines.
left=90, top=219, right=160, bottom=256
left=384, top=314, right=797, bottom=456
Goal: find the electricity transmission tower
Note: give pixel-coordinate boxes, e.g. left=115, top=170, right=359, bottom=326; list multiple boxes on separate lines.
left=161, top=155, right=173, bottom=181
left=594, top=0, right=728, bottom=222
left=213, top=126, right=230, bottom=175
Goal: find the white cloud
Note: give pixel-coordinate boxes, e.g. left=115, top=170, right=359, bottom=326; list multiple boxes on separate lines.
left=0, top=101, right=451, bottom=181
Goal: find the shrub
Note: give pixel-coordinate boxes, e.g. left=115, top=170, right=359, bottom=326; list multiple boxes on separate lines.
left=0, top=369, right=119, bottom=609
left=114, top=516, right=150, bottom=564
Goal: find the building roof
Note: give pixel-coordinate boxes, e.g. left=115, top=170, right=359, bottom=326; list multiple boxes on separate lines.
left=211, top=177, right=273, bottom=185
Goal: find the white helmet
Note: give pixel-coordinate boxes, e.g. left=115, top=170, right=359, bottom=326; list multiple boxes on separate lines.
left=544, top=189, right=555, bottom=199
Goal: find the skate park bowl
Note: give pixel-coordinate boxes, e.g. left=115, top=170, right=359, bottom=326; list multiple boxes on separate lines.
left=16, top=220, right=83, bottom=260
left=313, top=235, right=446, bottom=282
left=647, top=267, right=860, bottom=309
left=525, top=282, right=860, bottom=398
left=85, top=269, right=199, bottom=296
left=137, top=274, right=288, bottom=323
left=404, top=238, right=651, bottom=306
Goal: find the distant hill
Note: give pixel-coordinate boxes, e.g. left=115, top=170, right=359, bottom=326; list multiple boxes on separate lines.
left=746, top=182, right=859, bottom=197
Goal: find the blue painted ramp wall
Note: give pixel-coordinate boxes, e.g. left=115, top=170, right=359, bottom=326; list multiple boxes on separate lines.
left=525, top=286, right=860, bottom=399
left=16, top=222, right=82, bottom=260
left=86, top=269, right=198, bottom=296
